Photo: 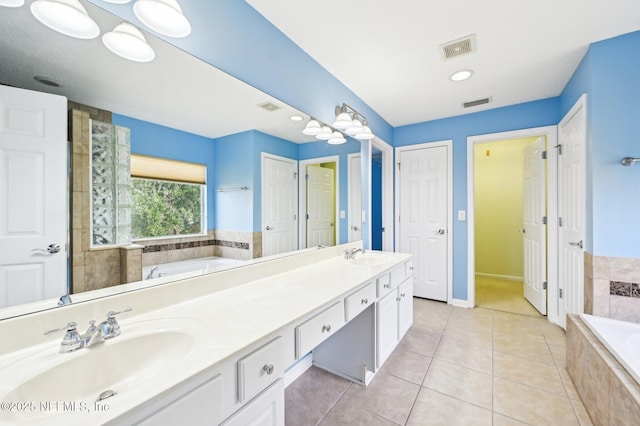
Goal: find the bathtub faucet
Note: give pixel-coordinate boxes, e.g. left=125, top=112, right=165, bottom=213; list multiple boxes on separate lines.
left=146, top=265, right=158, bottom=279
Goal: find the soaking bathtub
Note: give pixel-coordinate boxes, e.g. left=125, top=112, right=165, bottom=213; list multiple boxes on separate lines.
left=580, top=313, right=640, bottom=385
left=143, top=256, right=247, bottom=281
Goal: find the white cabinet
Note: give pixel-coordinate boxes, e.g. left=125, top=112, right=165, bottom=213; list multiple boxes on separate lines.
left=345, top=282, right=376, bottom=321
left=296, top=301, right=345, bottom=358
left=222, top=380, right=284, bottom=426
left=238, top=337, right=283, bottom=403
left=136, top=373, right=223, bottom=426
left=376, top=276, right=414, bottom=368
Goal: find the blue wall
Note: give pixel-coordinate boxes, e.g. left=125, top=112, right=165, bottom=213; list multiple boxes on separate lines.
left=112, top=113, right=216, bottom=230
left=372, top=155, right=383, bottom=250
left=560, top=31, right=640, bottom=257
left=394, top=98, right=561, bottom=300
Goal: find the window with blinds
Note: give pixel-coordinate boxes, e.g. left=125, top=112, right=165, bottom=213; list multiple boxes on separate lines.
left=130, top=154, right=207, bottom=239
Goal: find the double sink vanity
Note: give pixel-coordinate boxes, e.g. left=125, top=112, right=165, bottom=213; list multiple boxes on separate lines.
left=0, top=242, right=413, bottom=425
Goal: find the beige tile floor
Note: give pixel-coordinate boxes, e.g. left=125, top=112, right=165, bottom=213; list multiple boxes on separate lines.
left=285, top=298, right=592, bottom=426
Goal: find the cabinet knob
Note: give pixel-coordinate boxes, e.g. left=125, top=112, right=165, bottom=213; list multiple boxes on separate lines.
left=322, top=324, right=332, bottom=333
left=263, top=364, right=274, bottom=375
left=361, top=298, right=368, bottom=305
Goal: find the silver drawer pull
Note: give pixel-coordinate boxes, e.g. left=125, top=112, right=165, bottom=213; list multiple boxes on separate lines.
left=400, top=293, right=406, bottom=298
left=384, top=284, right=390, bottom=289
left=361, top=298, right=368, bottom=305
left=409, top=266, right=414, bottom=271
left=263, top=364, right=274, bottom=375
left=396, top=297, right=401, bottom=302
left=322, top=324, right=332, bottom=333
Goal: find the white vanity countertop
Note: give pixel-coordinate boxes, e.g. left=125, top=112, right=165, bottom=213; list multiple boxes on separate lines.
left=0, top=250, right=411, bottom=425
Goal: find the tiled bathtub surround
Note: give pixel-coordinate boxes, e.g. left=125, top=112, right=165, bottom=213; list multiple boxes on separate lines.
left=584, top=253, right=640, bottom=323
left=566, top=314, right=640, bottom=425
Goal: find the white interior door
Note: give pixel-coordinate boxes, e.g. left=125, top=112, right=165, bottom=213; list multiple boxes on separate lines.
left=398, top=145, right=449, bottom=301
left=306, top=165, right=334, bottom=247
left=0, top=85, right=68, bottom=308
left=557, top=96, right=586, bottom=329
left=261, top=154, right=297, bottom=257
left=348, top=154, right=362, bottom=242
left=523, top=137, right=547, bottom=314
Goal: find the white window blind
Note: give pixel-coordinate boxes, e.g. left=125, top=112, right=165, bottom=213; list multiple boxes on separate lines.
left=130, top=154, right=205, bottom=184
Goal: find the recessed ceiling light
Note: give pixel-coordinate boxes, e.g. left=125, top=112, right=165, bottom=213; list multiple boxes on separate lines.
left=289, top=115, right=303, bottom=122
left=0, top=0, right=25, bottom=7
left=34, top=76, right=61, bottom=87
left=450, top=69, right=473, bottom=82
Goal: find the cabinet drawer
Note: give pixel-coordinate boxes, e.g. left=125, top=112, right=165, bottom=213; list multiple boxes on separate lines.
left=376, top=273, right=392, bottom=297
left=390, top=265, right=406, bottom=289
left=296, top=301, right=345, bottom=358
left=345, top=282, right=376, bottom=321
left=238, top=337, right=283, bottom=403
left=405, top=260, right=414, bottom=278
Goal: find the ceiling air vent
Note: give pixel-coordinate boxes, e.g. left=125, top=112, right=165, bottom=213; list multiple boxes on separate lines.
left=462, top=97, right=491, bottom=108
left=257, top=102, right=281, bottom=112
left=440, top=34, right=476, bottom=60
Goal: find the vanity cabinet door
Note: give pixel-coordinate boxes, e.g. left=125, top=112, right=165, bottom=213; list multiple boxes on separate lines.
left=376, top=290, right=399, bottom=367
left=136, top=374, right=223, bottom=426
left=397, top=278, right=413, bottom=339
left=222, top=379, right=284, bottom=426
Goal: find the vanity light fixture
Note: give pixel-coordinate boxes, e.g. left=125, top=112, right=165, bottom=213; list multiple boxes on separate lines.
left=332, top=103, right=376, bottom=141
left=316, top=125, right=334, bottom=140
left=0, top=0, right=24, bottom=7
left=354, top=123, right=374, bottom=140
left=30, top=0, right=100, bottom=39
left=302, top=119, right=322, bottom=136
left=333, top=105, right=353, bottom=130
left=103, top=23, right=155, bottom=62
left=450, top=69, right=473, bottom=82
left=102, top=0, right=132, bottom=3
left=133, top=0, right=192, bottom=38
left=344, top=114, right=363, bottom=136
left=328, top=131, right=346, bottom=145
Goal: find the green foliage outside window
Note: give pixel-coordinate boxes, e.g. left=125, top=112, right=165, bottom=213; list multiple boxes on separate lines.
left=131, top=178, right=203, bottom=238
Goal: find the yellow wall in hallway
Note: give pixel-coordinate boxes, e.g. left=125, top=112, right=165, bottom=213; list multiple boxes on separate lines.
left=474, top=137, right=538, bottom=279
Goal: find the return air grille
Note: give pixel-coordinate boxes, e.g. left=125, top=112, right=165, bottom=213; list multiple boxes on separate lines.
left=257, top=102, right=281, bottom=112
left=463, top=97, right=491, bottom=108
left=440, top=35, right=476, bottom=60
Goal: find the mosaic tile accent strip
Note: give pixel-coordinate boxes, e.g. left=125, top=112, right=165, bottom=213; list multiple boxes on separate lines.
left=142, top=239, right=248, bottom=253
left=610, top=281, right=640, bottom=298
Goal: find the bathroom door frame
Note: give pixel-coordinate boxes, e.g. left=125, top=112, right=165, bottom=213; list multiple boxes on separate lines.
left=298, top=155, right=340, bottom=249
left=371, top=138, right=394, bottom=251
left=467, top=125, right=559, bottom=324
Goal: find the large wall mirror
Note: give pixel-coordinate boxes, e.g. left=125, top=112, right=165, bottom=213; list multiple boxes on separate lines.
left=0, top=0, right=362, bottom=320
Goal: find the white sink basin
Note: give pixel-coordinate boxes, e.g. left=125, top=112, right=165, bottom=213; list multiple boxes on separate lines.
left=347, top=252, right=394, bottom=266
left=0, top=317, right=201, bottom=423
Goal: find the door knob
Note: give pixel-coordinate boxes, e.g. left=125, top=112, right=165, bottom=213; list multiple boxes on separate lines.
left=569, top=240, right=584, bottom=249
left=436, top=229, right=445, bottom=235
left=32, top=243, right=61, bottom=254
left=519, top=229, right=526, bottom=234
left=352, top=225, right=359, bottom=231
left=265, top=226, right=273, bottom=231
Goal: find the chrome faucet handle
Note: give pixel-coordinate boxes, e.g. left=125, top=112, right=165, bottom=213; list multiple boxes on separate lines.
left=44, top=322, right=82, bottom=353
left=101, top=308, right=133, bottom=339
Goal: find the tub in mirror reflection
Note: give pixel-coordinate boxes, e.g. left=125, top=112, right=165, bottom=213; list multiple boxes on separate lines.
left=0, top=0, right=363, bottom=320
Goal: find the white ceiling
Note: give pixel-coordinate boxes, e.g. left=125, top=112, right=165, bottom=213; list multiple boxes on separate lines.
left=247, top=0, right=640, bottom=127
left=0, top=1, right=316, bottom=143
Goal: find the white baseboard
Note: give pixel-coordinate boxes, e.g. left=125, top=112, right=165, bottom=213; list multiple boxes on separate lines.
left=475, top=272, right=523, bottom=282
left=284, top=352, right=313, bottom=388
left=449, top=298, right=473, bottom=308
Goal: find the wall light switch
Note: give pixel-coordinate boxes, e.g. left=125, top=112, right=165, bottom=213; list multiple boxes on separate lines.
left=340, top=210, right=345, bottom=219
left=458, top=210, right=466, bottom=221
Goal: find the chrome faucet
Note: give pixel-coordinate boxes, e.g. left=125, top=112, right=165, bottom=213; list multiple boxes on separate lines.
left=44, top=308, right=133, bottom=352
left=344, top=248, right=364, bottom=259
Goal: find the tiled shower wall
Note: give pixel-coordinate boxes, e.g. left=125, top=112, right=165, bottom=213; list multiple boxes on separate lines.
left=584, top=252, right=640, bottom=323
